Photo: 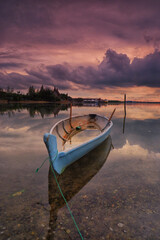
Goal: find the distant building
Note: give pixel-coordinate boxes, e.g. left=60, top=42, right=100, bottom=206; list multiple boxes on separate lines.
left=83, top=98, right=99, bottom=104
left=83, top=98, right=108, bottom=105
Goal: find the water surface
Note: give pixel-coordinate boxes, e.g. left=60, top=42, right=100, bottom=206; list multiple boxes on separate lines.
left=0, top=103, right=160, bottom=240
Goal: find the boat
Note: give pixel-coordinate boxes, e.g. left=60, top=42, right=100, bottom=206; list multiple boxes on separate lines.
left=44, top=109, right=115, bottom=174
left=47, top=136, right=112, bottom=238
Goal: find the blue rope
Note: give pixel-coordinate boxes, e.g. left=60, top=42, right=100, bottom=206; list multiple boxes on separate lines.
left=35, top=157, right=48, bottom=173
left=49, top=158, right=84, bottom=240
left=36, top=154, right=84, bottom=240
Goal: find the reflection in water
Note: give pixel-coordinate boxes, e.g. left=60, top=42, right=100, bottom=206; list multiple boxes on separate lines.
left=123, top=97, right=127, bottom=134
left=47, top=136, right=112, bottom=239
left=0, top=104, right=160, bottom=239
left=0, top=103, right=69, bottom=117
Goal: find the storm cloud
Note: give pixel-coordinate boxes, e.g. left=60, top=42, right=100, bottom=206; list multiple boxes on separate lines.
left=45, top=49, right=160, bottom=89
left=0, top=49, right=160, bottom=90
left=0, top=0, right=160, bottom=99
left=0, top=62, right=25, bottom=69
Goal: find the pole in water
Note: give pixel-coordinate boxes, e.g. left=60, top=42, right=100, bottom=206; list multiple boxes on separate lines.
left=123, top=94, right=126, bottom=134
left=108, top=108, right=116, bottom=122
left=124, top=94, right=126, bottom=115
left=69, top=103, right=72, bottom=126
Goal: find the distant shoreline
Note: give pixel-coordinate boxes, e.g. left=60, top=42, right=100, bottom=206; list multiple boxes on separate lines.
left=0, top=100, right=160, bottom=104
left=0, top=100, right=71, bottom=104
left=107, top=101, right=160, bottom=104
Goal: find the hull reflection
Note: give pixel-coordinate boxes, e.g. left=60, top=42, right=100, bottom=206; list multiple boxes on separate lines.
left=47, top=136, right=112, bottom=239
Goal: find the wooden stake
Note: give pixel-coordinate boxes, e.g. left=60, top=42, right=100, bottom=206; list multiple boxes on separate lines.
left=69, top=103, right=72, bottom=127
left=70, top=103, right=72, bottom=119
left=123, top=94, right=126, bottom=134
left=124, top=94, right=126, bottom=116
left=124, top=94, right=126, bottom=104
left=108, top=108, right=116, bottom=122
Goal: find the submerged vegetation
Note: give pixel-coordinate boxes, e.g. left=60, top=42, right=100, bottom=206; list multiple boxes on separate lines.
left=0, top=85, right=71, bottom=102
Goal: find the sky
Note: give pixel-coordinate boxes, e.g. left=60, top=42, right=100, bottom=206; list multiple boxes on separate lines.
left=0, top=0, right=160, bottom=101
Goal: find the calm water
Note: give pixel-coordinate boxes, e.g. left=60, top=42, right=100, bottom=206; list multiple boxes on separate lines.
left=0, top=103, right=160, bottom=240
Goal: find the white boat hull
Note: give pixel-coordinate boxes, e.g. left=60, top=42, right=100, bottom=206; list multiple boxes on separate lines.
left=44, top=114, right=113, bottom=174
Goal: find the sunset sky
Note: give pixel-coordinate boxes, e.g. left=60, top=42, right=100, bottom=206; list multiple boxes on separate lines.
left=0, top=0, right=160, bottom=101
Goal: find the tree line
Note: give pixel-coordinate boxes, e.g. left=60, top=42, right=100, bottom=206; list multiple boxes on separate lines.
left=0, top=85, right=71, bottom=102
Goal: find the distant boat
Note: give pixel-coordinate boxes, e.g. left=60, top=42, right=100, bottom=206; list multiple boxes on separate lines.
left=44, top=110, right=115, bottom=174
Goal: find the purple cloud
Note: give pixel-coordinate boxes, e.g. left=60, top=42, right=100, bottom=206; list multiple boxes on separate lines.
left=1, top=0, right=160, bottom=49
left=0, top=62, right=25, bottom=69
left=45, top=49, right=160, bottom=89
left=1, top=49, right=160, bottom=90
left=0, top=72, right=42, bottom=89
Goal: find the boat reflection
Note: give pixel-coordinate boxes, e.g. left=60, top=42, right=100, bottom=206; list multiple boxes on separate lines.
left=47, top=136, right=112, bottom=239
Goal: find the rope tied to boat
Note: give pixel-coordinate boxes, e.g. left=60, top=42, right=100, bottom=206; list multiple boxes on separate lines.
left=36, top=154, right=84, bottom=240
left=35, top=157, right=48, bottom=173
left=49, top=159, right=84, bottom=240
left=35, top=150, right=58, bottom=173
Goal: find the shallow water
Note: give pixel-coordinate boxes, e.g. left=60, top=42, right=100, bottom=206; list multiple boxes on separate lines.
left=0, top=103, right=160, bottom=240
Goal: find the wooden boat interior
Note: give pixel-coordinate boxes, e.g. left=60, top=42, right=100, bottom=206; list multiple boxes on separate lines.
left=50, top=114, right=110, bottom=152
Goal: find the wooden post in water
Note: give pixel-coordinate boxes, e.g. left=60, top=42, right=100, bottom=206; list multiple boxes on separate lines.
left=70, top=103, right=72, bottom=120
left=123, top=94, right=126, bottom=134
left=108, top=108, right=116, bottom=122
left=69, top=103, right=73, bottom=128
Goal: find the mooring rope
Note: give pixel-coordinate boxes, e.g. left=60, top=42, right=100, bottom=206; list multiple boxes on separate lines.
left=35, top=157, right=48, bottom=173
left=36, top=155, right=84, bottom=240
left=49, top=159, right=84, bottom=240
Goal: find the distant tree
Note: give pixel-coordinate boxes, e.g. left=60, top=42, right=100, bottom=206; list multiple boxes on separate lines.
left=27, top=86, right=35, bottom=99
left=60, top=93, right=69, bottom=100
left=38, top=85, right=45, bottom=99
left=77, top=98, right=83, bottom=102
left=11, top=87, right=14, bottom=93
left=6, top=86, right=14, bottom=93
left=6, top=86, right=11, bottom=93
left=0, top=84, right=71, bottom=102
left=40, top=85, right=44, bottom=93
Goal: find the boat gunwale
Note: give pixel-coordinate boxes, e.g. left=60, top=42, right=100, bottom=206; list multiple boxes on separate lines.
left=49, top=114, right=110, bottom=134
left=49, top=114, right=113, bottom=154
